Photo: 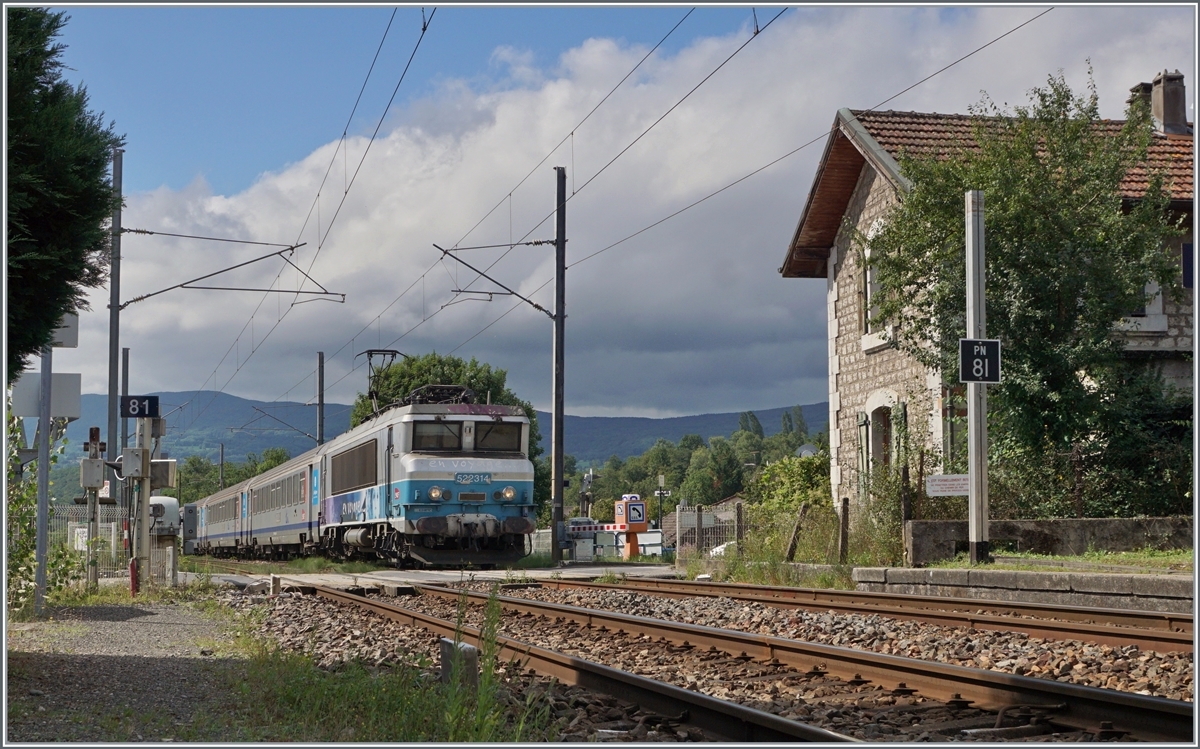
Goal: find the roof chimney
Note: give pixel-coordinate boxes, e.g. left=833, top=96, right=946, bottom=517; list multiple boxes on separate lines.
left=1152, top=69, right=1189, bottom=135
left=1127, top=81, right=1152, bottom=110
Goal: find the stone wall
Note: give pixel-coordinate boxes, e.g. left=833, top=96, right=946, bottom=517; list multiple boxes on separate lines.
left=905, top=516, right=1193, bottom=566
left=853, top=566, right=1193, bottom=613
left=828, top=163, right=937, bottom=510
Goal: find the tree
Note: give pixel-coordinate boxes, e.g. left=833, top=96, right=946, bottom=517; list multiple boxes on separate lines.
left=7, top=9, right=123, bottom=382
left=680, top=436, right=743, bottom=505
left=678, top=434, right=704, bottom=452
left=348, top=352, right=547, bottom=511
left=780, top=411, right=794, bottom=435
left=737, top=411, right=764, bottom=437
left=790, top=405, right=808, bottom=439
left=866, top=70, right=1185, bottom=508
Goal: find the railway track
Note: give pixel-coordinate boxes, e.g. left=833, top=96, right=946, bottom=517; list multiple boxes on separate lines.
left=534, top=578, right=1194, bottom=653
left=308, top=585, right=849, bottom=742
left=191, top=558, right=1191, bottom=652
left=199, top=560, right=1192, bottom=740
left=396, top=583, right=1192, bottom=742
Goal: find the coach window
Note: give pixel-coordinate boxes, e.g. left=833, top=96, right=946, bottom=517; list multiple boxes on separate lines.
left=475, top=422, right=521, bottom=452
left=412, top=421, right=462, bottom=451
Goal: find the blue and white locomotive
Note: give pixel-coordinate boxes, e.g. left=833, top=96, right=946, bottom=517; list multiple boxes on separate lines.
left=183, top=385, right=537, bottom=567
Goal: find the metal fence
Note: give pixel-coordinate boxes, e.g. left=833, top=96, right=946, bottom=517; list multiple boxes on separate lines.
left=48, top=505, right=179, bottom=585
left=50, top=504, right=130, bottom=579
left=673, top=502, right=744, bottom=559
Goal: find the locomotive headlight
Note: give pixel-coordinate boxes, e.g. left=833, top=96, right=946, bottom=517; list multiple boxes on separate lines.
left=502, top=485, right=516, bottom=500
left=428, top=485, right=443, bottom=500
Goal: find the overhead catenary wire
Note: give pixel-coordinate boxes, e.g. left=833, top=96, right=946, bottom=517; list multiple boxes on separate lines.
left=180, top=8, right=434, bottom=431
left=274, top=6, right=1054, bottom=407
left=121, top=228, right=294, bottom=247
left=267, top=7, right=701, bottom=402
left=313, top=7, right=784, bottom=396
left=448, top=6, right=1056, bottom=352
left=454, top=6, right=788, bottom=299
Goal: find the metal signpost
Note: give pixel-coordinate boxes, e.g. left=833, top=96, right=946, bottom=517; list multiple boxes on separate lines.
left=120, top=395, right=159, bottom=593
left=961, top=191, right=1000, bottom=564
left=655, top=474, right=670, bottom=530
left=80, top=428, right=107, bottom=588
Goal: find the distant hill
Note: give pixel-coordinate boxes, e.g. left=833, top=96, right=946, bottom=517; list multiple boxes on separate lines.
left=58, top=392, right=354, bottom=463
left=534, top=403, right=828, bottom=464
left=55, top=392, right=825, bottom=466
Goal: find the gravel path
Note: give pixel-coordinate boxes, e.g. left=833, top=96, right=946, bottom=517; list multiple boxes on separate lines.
left=6, top=602, right=240, bottom=743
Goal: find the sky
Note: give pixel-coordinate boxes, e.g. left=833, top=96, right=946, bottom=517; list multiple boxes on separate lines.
left=33, top=4, right=1196, bottom=426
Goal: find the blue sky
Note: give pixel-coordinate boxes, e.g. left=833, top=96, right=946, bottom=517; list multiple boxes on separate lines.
left=40, top=5, right=1195, bottom=419
left=54, top=6, right=776, bottom=196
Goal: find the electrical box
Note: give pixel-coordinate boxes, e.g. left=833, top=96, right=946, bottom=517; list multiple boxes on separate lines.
left=182, top=504, right=198, bottom=541
left=80, top=458, right=106, bottom=489
left=573, top=538, right=594, bottom=562
left=150, top=459, right=177, bottom=489
left=151, top=417, right=168, bottom=438
left=149, top=496, right=180, bottom=536
left=121, top=448, right=150, bottom=478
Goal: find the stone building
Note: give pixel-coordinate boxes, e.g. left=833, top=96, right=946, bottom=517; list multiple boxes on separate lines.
left=779, top=70, right=1194, bottom=507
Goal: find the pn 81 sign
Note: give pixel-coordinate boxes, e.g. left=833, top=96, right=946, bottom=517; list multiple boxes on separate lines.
left=120, top=395, right=160, bottom=418
left=959, top=339, right=1001, bottom=384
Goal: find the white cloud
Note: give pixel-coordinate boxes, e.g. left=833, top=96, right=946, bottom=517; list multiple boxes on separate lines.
left=58, top=5, right=1194, bottom=420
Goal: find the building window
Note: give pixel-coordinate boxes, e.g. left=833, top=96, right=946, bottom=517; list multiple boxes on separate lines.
left=862, top=247, right=880, bottom=335
left=1184, top=243, right=1193, bottom=290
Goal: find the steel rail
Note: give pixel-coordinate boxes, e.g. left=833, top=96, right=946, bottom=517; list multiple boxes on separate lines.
left=559, top=576, right=1194, bottom=631
left=307, top=585, right=851, bottom=742
left=534, top=578, right=1193, bottom=652
left=414, top=584, right=1193, bottom=742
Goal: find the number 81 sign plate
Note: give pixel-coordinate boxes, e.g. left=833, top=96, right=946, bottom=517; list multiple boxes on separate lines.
left=120, top=395, right=160, bottom=418
left=959, top=339, right=1001, bottom=384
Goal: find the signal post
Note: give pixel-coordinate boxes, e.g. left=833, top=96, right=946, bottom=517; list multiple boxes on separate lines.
left=80, top=428, right=107, bottom=589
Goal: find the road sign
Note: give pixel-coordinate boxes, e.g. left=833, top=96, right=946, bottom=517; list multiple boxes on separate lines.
left=120, top=395, right=160, bottom=418
left=627, top=502, right=645, bottom=523
left=959, top=339, right=1001, bottom=383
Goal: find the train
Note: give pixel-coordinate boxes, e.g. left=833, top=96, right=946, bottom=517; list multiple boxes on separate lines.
left=182, top=385, right=537, bottom=567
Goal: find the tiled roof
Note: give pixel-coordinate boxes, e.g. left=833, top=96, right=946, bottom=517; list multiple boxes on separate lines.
left=781, top=109, right=1194, bottom=279
left=851, top=110, right=1194, bottom=202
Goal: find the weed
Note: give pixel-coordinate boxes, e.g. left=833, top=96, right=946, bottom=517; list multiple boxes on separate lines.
left=594, top=570, right=626, bottom=585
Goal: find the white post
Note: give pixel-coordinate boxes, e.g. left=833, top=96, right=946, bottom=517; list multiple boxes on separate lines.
left=34, top=345, right=53, bottom=614
left=965, top=191, right=990, bottom=564
left=136, top=417, right=152, bottom=588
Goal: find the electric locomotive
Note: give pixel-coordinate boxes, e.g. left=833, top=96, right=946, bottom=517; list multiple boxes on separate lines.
left=186, top=385, right=537, bottom=567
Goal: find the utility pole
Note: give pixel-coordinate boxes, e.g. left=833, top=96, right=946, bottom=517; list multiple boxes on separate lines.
left=34, top=345, right=52, bottom=614
left=965, top=190, right=990, bottom=564
left=318, top=351, right=325, bottom=445
left=219, top=443, right=225, bottom=489
left=551, top=166, right=567, bottom=563
left=121, top=347, right=129, bottom=514
left=107, top=149, right=123, bottom=493
left=121, top=348, right=130, bottom=448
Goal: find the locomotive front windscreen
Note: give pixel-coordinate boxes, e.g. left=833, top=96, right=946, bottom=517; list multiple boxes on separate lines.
left=413, top=421, right=461, bottom=451
left=475, top=422, right=522, bottom=452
